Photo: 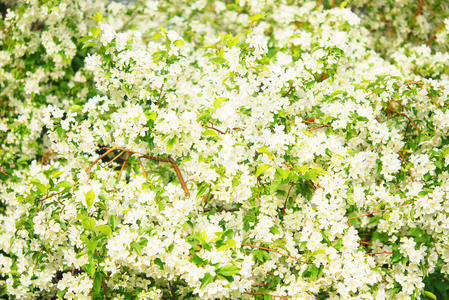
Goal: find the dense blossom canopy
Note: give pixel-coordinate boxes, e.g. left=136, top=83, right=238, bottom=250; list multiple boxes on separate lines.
left=1, top=0, right=449, bottom=299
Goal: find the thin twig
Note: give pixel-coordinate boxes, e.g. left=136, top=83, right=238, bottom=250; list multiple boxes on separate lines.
left=204, top=124, right=226, bottom=135
left=118, top=152, right=130, bottom=181
left=85, top=147, right=117, bottom=173
left=0, top=170, right=10, bottom=177
left=404, top=81, right=424, bottom=87
left=282, top=183, right=294, bottom=214
left=282, top=84, right=295, bottom=97
left=203, top=207, right=239, bottom=213
left=137, top=157, right=148, bottom=179
left=244, top=292, right=289, bottom=299
left=251, top=284, right=268, bottom=287
left=168, top=156, right=190, bottom=197
left=398, top=151, right=415, bottom=182
left=387, top=101, right=418, bottom=130
left=347, top=201, right=414, bottom=226
left=156, top=82, right=165, bottom=105
left=301, top=120, right=330, bottom=127
left=426, top=23, right=444, bottom=46
left=90, top=147, right=190, bottom=197
left=366, top=251, right=393, bottom=255
left=103, top=151, right=125, bottom=168
left=37, top=190, right=64, bottom=204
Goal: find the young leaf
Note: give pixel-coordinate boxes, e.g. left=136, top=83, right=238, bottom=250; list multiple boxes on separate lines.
left=255, top=164, right=272, bottom=177
left=82, top=217, right=96, bottom=231
left=216, top=265, right=240, bottom=276
left=95, top=224, right=112, bottom=237
left=84, top=190, right=95, bottom=208
left=200, top=273, right=214, bottom=289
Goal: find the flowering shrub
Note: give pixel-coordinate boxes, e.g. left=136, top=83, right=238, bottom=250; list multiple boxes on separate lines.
left=1, top=0, right=449, bottom=299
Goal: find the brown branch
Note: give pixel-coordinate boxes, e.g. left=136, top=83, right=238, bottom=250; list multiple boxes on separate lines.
left=168, top=156, right=190, bottom=197
left=282, top=84, right=295, bottom=97
left=404, top=81, right=424, bottom=87
left=394, top=99, right=410, bottom=110
left=103, top=150, right=125, bottom=168
left=0, top=170, right=10, bottom=177
left=102, top=277, right=109, bottom=299
left=282, top=183, right=294, bottom=214
left=118, top=152, right=130, bottom=181
left=359, top=241, right=373, bottom=246
left=202, top=191, right=210, bottom=206
left=251, top=284, right=268, bottom=287
left=156, top=82, right=165, bottom=105
left=347, top=201, right=414, bottom=226
left=317, top=73, right=328, bottom=82
left=301, top=120, right=330, bottom=127
left=204, top=124, right=226, bottom=135
left=366, top=251, right=393, bottom=255
left=244, top=292, right=289, bottom=299
left=137, top=157, right=148, bottom=179
left=85, top=147, right=117, bottom=173
left=331, top=0, right=336, bottom=8
left=375, top=116, right=383, bottom=124
left=429, top=94, right=441, bottom=109
left=38, top=190, right=64, bottom=203
left=398, top=151, right=415, bottom=182
left=203, top=207, right=239, bottom=213
left=387, top=101, right=418, bottom=130
left=426, top=23, right=444, bottom=46
left=414, top=0, right=424, bottom=18
left=241, top=243, right=312, bottom=264
left=90, top=147, right=190, bottom=197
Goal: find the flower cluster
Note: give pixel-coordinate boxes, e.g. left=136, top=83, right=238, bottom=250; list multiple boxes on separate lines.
left=1, top=0, right=449, bottom=299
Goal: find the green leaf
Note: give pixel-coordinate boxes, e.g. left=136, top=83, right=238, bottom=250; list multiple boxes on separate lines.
left=422, top=291, right=437, bottom=300
left=216, top=265, right=240, bottom=276
left=147, top=111, right=158, bottom=121
left=200, top=273, right=214, bottom=289
left=226, top=239, right=236, bottom=248
left=92, top=272, right=103, bottom=297
left=305, top=167, right=328, bottom=180
left=250, top=13, right=266, bottom=23
left=90, top=26, right=101, bottom=38
left=82, top=41, right=97, bottom=49
left=84, top=190, right=95, bottom=208
left=173, top=39, right=185, bottom=47
left=51, top=171, right=65, bottom=178
left=154, top=258, right=165, bottom=270
left=297, top=165, right=309, bottom=175
left=95, top=11, right=103, bottom=22
left=166, top=135, right=178, bottom=151
left=216, top=244, right=230, bottom=251
left=213, top=97, right=228, bottom=110
left=69, top=105, right=83, bottom=113
left=130, top=238, right=148, bottom=255
left=95, top=224, right=112, bottom=237
left=30, top=178, right=47, bottom=194
left=203, top=129, right=218, bottom=137
left=191, top=252, right=206, bottom=265
left=256, top=147, right=274, bottom=160
left=82, top=217, right=96, bottom=231
left=264, top=294, right=273, bottom=300
left=255, top=164, right=272, bottom=177
left=270, top=180, right=283, bottom=194
left=275, top=167, right=290, bottom=180
left=151, top=32, right=165, bottom=40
